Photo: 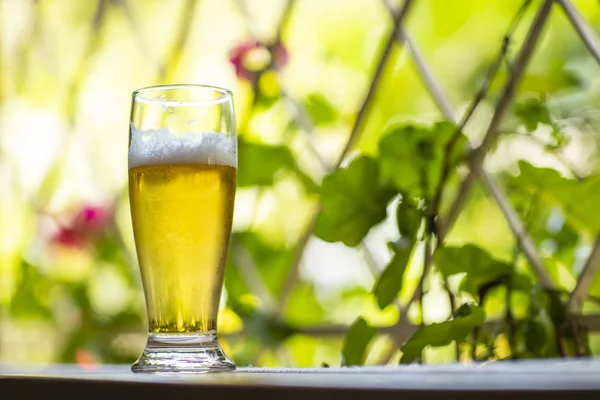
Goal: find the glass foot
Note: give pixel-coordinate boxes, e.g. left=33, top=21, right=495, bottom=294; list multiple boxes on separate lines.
left=132, top=332, right=235, bottom=373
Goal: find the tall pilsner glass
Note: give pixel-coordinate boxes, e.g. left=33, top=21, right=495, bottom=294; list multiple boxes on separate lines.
left=128, top=84, right=237, bottom=373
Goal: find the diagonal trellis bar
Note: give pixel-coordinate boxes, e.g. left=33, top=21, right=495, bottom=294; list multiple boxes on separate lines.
left=401, top=0, right=600, bottom=319
left=569, top=235, right=600, bottom=313
left=556, top=0, right=600, bottom=64
left=387, top=6, right=556, bottom=297
left=441, top=0, right=555, bottom=289
left=555, top=0, right=600, bottom=314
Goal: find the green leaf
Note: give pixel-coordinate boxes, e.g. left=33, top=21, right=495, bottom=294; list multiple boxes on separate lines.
left=378, top=121, right=468, bottom=199
left=304, top=93, right=338, bottom=125
left=315, top=156, right=396, bottom=247
left=342, top=317, right=376, bottom=366
left=372, top=241, right=414, bottom=309
left=400, top=303, right=485, bottom=364
left=237, top=140, right=318, bottom=193
left=434, top=245, right=513, bottom=297
left=514, top=98, right=552, bottom=132
left=396, top=199, right=422, bottom=240
left=511, top=161, right=600, bottom=233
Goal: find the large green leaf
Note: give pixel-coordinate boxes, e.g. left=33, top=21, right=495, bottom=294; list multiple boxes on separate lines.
left=342, top=317, right=377, bottom=366
left=378, top=121, right=468, bottom=199
left=315, top=156, right=396, bottom=247
left=400, top=303, right=485, bottom=364
left=237, top=140, right=318, bottom=193
left=434, top=245, right=513, bottom=297
left=372, top=242, right=413, bottom=310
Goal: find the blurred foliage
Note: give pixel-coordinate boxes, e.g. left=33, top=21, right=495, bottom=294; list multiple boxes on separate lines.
left=2, top=0, right=600, bottom=367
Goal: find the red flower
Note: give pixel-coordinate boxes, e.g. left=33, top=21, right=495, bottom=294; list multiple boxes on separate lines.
left=53, top=227, right=84, bottom=248
left=51, top=205, right=112, bottom=249
left=228, top=40, right=289, bottom=82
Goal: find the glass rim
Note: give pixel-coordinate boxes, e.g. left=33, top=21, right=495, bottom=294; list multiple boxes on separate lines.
left=132, top=84, right=233, bottom=107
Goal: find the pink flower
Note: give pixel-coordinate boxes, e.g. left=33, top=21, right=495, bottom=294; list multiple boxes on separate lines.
left=229, top=40, right=261, bottom=81
left=228, top=40, right=289, bottom=82
left=74, top=206, right=111, bottom=234
left=51, top=205, right=112, bottom=249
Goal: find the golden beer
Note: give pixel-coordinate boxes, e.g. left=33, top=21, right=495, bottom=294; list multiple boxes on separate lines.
left=129, top=163, right=236, bottom=333
left=129, top=84, right=237, bottom=372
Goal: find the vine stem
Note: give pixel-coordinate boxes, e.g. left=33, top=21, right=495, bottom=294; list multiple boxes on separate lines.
left=278, top=0, right=415, bottom=311
left=568, top=236, right=600, bottom=314
left=478, top=168, right=555, bottom=289
left=396, top=0, right=549, bottom=312
left=334, top=0, right=414, bottom=168
left=223, top=313, right=600, bottom=342
left=418, top=236, right=433, bottom=326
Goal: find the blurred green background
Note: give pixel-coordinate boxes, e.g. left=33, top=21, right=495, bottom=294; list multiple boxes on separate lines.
left=1, top=0, right=600, bottom=367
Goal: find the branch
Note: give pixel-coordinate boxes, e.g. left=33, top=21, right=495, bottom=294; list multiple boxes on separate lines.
left=292, top=319, right=415, bottom=343
left=568, top=235, right=600, bottom=314
left=478, top=167, right=556, bottom=289
left=231, top=240, right=277, bottom=311
left=278, top=87, right=327, bottom=172
left=399, top=30, right=454, bottom=121
left=242, top=312, right=600, bottom=340
left=441, top=0, right=554, bottom=239
left=418, top=235, right=433, bottom=322
left=556, top=0, right=600, bottom=65
left=334, top=0, right=415, bottom=168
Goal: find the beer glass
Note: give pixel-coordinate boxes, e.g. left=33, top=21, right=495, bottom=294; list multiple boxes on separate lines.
left=128, top=84, right=237, bottom=373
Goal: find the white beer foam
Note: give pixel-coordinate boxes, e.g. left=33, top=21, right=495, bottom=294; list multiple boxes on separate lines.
left=128, top=125, right=237, bottom=169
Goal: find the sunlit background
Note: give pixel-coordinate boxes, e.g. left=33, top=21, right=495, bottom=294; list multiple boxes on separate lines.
left=1, top=0, right=600, bottom=367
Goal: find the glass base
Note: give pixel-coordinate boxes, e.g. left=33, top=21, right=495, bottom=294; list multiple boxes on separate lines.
left=132, top=332, right=235, bottom=373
